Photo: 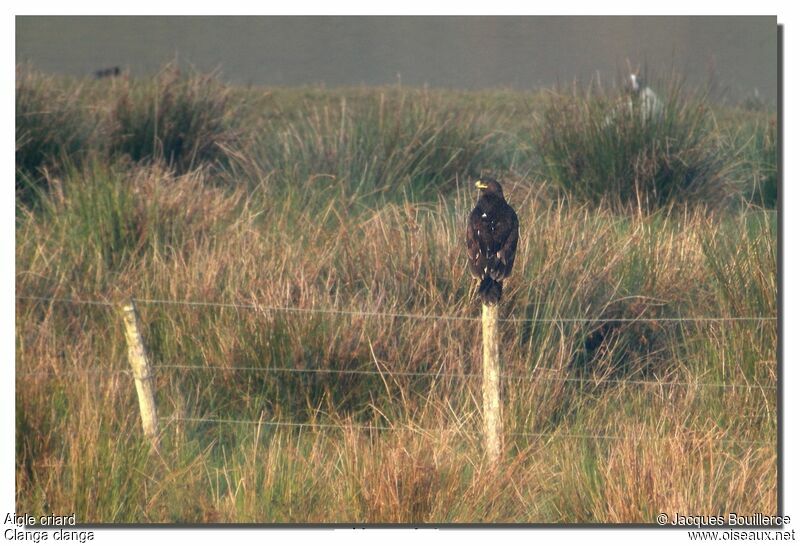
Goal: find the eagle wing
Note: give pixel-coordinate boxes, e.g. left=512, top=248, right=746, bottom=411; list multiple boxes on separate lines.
left=492, top=206, right=519, bottom=280
left=466, top=207, right=486, bottom=280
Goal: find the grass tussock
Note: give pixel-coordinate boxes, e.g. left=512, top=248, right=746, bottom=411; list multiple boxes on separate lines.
left=726, top=113, right=778, bottom=208
left=242, top=89, right=521, bottom=199
left=111, top=64, right=243, bottom=173
left=15, top=68, right=96, bottom=206
left=15, top=66, right=777, bottom=523
left=536, top=77, right=737, bottom=212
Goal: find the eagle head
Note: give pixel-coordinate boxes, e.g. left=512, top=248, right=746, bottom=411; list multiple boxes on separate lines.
left=475, top=177, right=504, bottom=198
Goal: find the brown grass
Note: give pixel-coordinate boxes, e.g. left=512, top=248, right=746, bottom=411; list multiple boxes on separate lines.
left=15, top=71, right=776, bottom=524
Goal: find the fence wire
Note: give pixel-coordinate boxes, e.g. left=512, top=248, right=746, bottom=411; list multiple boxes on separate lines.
left=17, top=369, right=130, bottom=378
left=16, top=292, right=779, bottom=447
left=154, top=363, right=777, bottom=391
left=159, top=416, right=775, bottom=446
left=16, top=294, right=778, bottom=390
left=16, top=363, right=777, bottom=391
left=16, top=294, right=779, bottom=323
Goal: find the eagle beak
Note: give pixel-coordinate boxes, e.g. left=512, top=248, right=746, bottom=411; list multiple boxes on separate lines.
left=475, top=180, right=488, bottom=190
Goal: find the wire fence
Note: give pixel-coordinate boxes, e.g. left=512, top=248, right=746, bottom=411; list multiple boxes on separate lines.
left=159, top=416, right=775, bottom=446
left=16, top=293, right=779, bottom=449
left=149, top=363, right=777, bottom=391
left=17, top=369, right=131, bottom=378
left=16, top=294, right=779, bottom=324
left=16, top=363, right=779, bottom=392
left=16, top=293, right=778, bottom=393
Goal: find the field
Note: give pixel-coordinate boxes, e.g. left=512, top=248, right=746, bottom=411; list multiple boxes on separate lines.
left=15, top=65, right=777, bottom=523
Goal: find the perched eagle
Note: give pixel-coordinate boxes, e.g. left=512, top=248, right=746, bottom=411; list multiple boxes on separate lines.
left=466, top=177, right=519, bottom=305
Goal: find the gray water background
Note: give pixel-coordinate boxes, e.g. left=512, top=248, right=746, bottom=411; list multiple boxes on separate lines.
left=16, top=16, right=777, bottom=103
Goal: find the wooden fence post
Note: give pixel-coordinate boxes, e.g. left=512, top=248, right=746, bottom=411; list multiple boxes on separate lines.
left=121, top=300, right=159, bottom=450
left=481, top=303, right=502, bottom=464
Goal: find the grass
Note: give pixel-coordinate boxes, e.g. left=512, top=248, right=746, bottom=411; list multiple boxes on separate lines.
left=110, top=63, right=243, bottom=174
left=15, top=66, right=777, bottom=523
left=726, top=112, right=778, bottom=208
left=535, top=76, right=738, bottom=212
left=15, top=67, right=97, bottom=207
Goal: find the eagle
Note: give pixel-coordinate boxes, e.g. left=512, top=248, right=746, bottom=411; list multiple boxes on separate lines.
left=466, top=177, right=519, bottom=305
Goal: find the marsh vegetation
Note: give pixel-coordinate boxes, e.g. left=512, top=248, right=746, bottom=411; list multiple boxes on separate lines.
left=16, top=65, right=777, bottom=523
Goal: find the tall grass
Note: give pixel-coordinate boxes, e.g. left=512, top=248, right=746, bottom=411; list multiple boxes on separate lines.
left=240, top=88, right=523, bottom=201
left=15, top=68, right=97, bottom=206
left=16, top=66, right=777, bottom=209
left=724, top=113, right=778, bottom=208
left=536, top=77, right=737, bottom=211
left=15, top=67, right=777, bottom=523
left=110, top=64, right=243, bottom=173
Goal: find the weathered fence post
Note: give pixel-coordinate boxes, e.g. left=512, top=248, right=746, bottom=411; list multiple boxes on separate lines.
left=121, top=300, right=159, bottom=451
left=481, top=303, right=502, bottom=464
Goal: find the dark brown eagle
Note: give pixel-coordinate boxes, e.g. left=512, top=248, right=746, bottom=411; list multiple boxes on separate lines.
left=466, top=177, right=519, bottom=305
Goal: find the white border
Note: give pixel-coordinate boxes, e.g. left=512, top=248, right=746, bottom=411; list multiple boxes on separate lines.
left=4, top=6, right=796, bottom=546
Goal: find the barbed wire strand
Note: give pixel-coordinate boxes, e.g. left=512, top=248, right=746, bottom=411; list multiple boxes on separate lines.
left=16, top=294, right=778, bottom=323
left=160, top=416, right=774, bottom=446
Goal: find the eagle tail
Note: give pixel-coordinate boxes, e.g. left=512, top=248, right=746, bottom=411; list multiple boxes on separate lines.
left=478, top=277, right=502, bottom=305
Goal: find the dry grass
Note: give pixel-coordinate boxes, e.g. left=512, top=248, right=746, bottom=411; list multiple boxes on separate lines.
left=15, top=67, right=777, bottom=524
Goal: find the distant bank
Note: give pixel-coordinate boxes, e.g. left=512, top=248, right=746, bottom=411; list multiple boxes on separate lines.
left=16, top=16, right=778, bottom=103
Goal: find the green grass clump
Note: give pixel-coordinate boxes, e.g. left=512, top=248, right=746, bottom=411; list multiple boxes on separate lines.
left=110, top=64, right=242, bottom=174
left=536, top=77, right=735, bottom=212
left=237, top=88, right=524, bottom=202
left=753, top=117, right=778, bottom=207
left=18, top=161, right=243, bottom=296
left=15, top=68, right=96, bottom=207
left=730, top=114, right=778, bottom=208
